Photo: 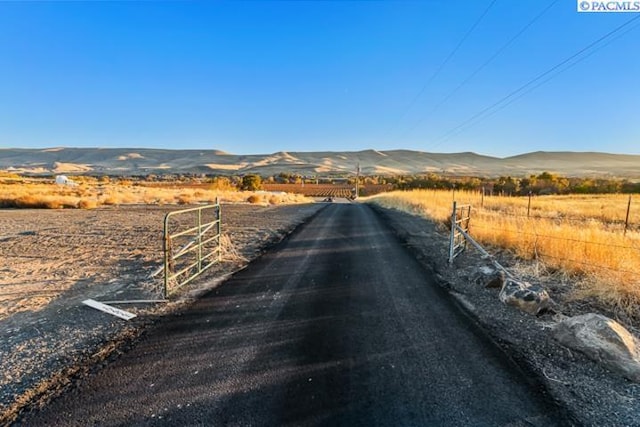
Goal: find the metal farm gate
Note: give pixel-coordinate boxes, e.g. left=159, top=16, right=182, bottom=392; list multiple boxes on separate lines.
left=163, top=202, right=222, bottom=298
left=448, top=201, right=471, bottom=263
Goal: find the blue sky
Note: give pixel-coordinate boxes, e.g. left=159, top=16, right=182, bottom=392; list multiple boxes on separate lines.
left=0, top=1, right=638, bottom=157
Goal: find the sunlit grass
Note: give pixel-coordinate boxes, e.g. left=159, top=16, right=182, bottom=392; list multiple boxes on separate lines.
left=367, top=189, right=640, bottom=316
left=0, top=181, right=311, bottom=209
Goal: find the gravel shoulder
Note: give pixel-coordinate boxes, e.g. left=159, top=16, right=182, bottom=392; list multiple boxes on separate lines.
left=370, top=203, right=640, bottom=427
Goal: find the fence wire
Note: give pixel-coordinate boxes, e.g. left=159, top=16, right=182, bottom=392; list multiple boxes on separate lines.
left=534, top=252, right=637, bottom=275
left=468, top=223, right=639, bottom=276
left=470, top=224, right=640, bottom=251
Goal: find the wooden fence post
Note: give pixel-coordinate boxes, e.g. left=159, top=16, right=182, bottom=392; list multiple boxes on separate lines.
left=624, top=195, right=631, bottom=236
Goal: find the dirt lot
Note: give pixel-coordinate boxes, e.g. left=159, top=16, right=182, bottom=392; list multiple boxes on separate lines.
left=0, top=203, right=324, bottom=424
left=1, top=201, right=639, bottom=426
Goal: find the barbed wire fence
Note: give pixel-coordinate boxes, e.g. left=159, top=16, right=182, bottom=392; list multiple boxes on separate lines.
left=448, top=194, right=640, bottom=281
left=478, top=193, right=636, bottom=235
left=468, top=224, right=639, bottom=276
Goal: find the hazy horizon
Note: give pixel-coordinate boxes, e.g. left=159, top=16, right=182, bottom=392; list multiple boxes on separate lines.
left=3, top=147, right=640, bottom=179
left=3, top=146, right=640, bottom=159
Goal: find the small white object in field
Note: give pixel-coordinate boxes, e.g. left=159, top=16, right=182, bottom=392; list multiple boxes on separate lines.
left=55, top=175, right=77, bottom=186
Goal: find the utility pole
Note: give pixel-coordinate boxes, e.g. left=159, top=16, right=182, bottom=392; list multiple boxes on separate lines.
left=355, top=163, right=360, bottom=199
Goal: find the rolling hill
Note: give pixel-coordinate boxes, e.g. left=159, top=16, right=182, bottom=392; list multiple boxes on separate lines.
left=1, top=148, right=639, bottom=178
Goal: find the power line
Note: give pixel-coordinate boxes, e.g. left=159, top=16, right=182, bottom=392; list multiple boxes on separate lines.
left=383, top=0, right=498, bottom=138
left=400, top=0, right=559, bottom=140
left=434, top=17, right=640, bottom=145
left=430, top=14, right=640, bottom=147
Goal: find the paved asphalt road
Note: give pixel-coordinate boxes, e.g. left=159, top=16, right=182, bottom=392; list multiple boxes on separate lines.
left=21, top=203, right=569, bottom=426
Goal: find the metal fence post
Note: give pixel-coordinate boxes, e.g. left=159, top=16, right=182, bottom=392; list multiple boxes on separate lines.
left=198, top=208, right=203, bottom=273
left=464, top=205, right=470, bottom=252
left=449, top=201, right=457, bottom=263
left=163, top=215, right=170, bottom=299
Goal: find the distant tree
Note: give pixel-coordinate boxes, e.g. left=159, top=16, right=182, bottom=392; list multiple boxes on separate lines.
left=622, top=181, right=640, bottom=193
left=593, top=179, right=622, bottom=194
left=210, top=176, right=234, bottom=191
left=494, top=176, right=518, bottom=196
left=240, top=174, right=262, bottom=191
left=537, top=171, right=554, bottom=181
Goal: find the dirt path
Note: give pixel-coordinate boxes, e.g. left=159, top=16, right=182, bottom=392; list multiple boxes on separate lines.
left=17, top=203, right=569, bottom=426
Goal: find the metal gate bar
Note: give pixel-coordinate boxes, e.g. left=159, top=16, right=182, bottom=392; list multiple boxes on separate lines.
left=163, top=202, right=222, bottom=298
left=448, top=201, right=471, bottom=263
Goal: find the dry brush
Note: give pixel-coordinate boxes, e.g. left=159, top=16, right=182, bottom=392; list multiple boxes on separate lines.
left=368, top=189, right=640, bottom=317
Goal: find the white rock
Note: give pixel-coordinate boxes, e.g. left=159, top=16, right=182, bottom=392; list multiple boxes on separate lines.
left=553, top=313, right=640, bottom=383
left=479, top=266, right=494, bottom=275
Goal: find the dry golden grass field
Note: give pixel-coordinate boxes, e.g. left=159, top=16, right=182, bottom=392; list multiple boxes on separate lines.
left=368, top=189, right=640, bottom=316
left=0, top=179, right=310, bottom=209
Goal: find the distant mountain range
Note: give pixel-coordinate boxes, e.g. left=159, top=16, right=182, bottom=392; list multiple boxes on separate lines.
left=1, top=148, right=639, bottom=178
